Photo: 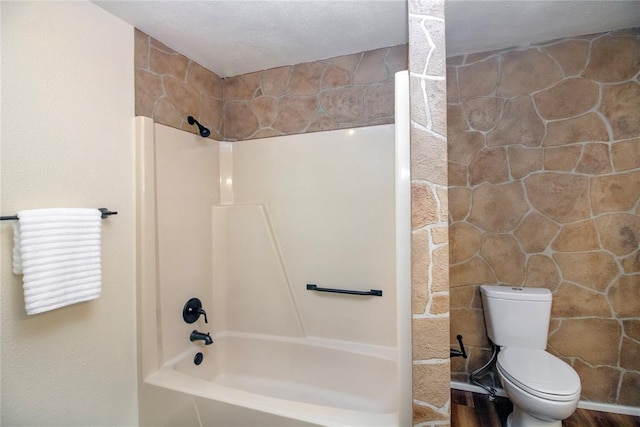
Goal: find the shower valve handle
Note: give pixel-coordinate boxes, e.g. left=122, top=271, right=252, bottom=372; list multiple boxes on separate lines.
left=183, top=298, right=208, bottom=324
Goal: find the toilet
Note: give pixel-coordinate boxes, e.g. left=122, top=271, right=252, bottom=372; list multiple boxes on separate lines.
left=480, top=285, right=581, bottom=427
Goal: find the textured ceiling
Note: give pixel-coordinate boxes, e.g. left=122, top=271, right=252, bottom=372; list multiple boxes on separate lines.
left=93, top=0, right=640, bottom=78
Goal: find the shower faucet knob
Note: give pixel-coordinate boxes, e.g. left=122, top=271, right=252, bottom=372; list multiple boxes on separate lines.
left=183, top=298, right=208, bottom=324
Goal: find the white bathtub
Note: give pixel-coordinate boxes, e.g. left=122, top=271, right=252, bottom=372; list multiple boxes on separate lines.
left=145, top=333, right=399, bottom=426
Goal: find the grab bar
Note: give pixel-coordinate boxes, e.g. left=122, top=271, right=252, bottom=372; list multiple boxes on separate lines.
left=306, top=283, right=382, bottom=297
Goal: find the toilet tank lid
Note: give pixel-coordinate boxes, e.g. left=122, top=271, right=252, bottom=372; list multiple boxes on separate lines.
left=480, top=285, right=551, bottom=301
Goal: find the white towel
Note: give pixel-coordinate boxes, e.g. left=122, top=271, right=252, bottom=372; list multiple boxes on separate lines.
left=12, top=208, right=102, bottom=315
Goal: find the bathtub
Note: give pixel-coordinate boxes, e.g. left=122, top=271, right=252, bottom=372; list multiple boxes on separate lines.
left=145, top=333, right=399, bottom=426
left=136, top=70, right=412, bottom=426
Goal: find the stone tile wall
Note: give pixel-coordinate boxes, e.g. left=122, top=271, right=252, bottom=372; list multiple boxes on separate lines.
left=135, top=29, right=224, bottom=139
left=409, top=1, right=450, bottom=425
left=135, top=29, right=406, bottom=141
left=223, top=46, right=406, bottom=140
left=447, top=29, right=640, bottom=406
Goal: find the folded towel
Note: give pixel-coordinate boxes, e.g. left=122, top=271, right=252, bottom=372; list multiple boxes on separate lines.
left=13, top=208, right=102, bottom=315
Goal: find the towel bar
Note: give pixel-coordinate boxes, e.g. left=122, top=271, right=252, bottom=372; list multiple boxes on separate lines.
left=0, top=208, right=118, bottom=221
left=306, top=283, right=383, bottom=297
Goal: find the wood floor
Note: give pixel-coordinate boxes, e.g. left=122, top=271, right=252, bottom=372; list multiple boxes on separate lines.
left=451, top=389, right=640, bottom=427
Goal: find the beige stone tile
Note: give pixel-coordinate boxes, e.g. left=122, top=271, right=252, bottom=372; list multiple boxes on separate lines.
left=462, top=97, right=504, bottom=132
left=465, top=49, right=507, bottom=64
left=450, top=222, right=481, bottom=264
left=411, top=129, right=448, bottom=186
left=541, top=40, right=589, bottom=76
left=187, top=61, right=222, bottom=98
left=552, top=282, right=612, bottom=317
left=318, top=86, right=364, bottom=123
left=430, top=293, right=449, bottom=315
left=623, top=319, right=640, bottom=342
left=467, top=347, right=497, bottom=373
left=412, top=229, right=430, bottom=289
left=413, top=403, right=449, bottom=424
left=449, top=187, right=471, bottom=222
left=135, top=69, right=164, bottom=117
left=553, top=252, right=619, bottom=292
left=450, top=256, right=496, bottom=287
left=525, top=173, right=590, bottom=223
left=621, top=249, right=640, bottom=274
left=134, top=29, right=149, bottom=69
left=150, top=36, right=178, bottom=54
left=551, top=219, right=599, bottom=252
left=250, top=129, right=281, bottom=140
left=422, top=19, right=446, bottom=78
left=620, top=337, right=640, bottom=371
left=225, top=72, right=261, bottom=100
left=448, top=162, right=468, bottom=187
left=353, top=48, right=388, bottom=84
left=600, top=81, right=640, bottom=140
left=364, top=82, right=394, bottom=122
left=330, top=52, right=361, bottom=74
left=432, top=226, right=448, bottom=245
left=288, top=61, right=325, bottom=96
left=576, top=143, right=612, bottom=174
left=583, top=36, right=640, bottom=83
left=549, top=318, right=621, bottom=365
left=224, top=101, right=258, bottom=140
left=272, top=95, right=318, bottom=134
left=162, top=76, right=200, bottom=119
left=469, top=147, right=509, bottom=185
left=413, top=362, right=451, bottom=408
left=487, top=95, right=545, bottom=147
left=514, top=212, right=559, bottom=253
left=153, top=96, right=182, bottom=129
left=306, top=112, right=336, bottom=133
left=386, top=44, right=408, bottom=76
left=149, top=47, right=189, bottom=79
left=450, top=308, right=490, bottom=347
left=431, top=245, right=450, bottom=293
left=508, top=146, right=543, bottom=179
left=595, top=213, right=640, bottom=256
left=608, top=275, right=640, bottom=318
left=480, top=233, right=525, bottom=285
left=534, top=78, right=599, bottom=120
left=425, top=78, right=448, bottom=136
left=321, top=65, right=351, bottom=89
left=450, top=285, right=476, bottom=309
left=408, top=0, right=445, bottom=19
left=468, top=182, right=529, bottom=232
left=413, top=317, right=450, bottom=359
left=611, top=138, right=640, bottom=172
left=447, top=55, right=464, bottom=66
left=543, top=113, right=609, bottom=146
left=199, top=93, right=223, bottom=132
left=571, top=359, right=620, bottom=403
left=497, top=49, right=563, bottom=97
left=458, top=56, right=499, bottom=100
left=591, top=170, right=640, bottom=214
left=619, top=371, right=640, bottom=407
left=447, top=104, right=469, bottom=133
left=411, top=182, right=438, bottom=229
left=525, top=255, right=561, bottom=291
left=260, top=66, right=291, bottom=96
left=247, top=96, right=277, bottom=128
left=448, top=131, right=484, bottom=164
left=543, top=145, right=582, bottom=171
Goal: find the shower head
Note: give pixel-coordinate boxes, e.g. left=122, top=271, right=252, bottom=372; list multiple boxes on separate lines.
left=187, top=116, right=211, bottom=138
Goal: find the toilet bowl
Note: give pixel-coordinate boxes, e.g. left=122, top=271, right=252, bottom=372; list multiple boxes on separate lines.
left=480, top=285, right=581, bottom=427
left=496, top=347, right=581, bottom=427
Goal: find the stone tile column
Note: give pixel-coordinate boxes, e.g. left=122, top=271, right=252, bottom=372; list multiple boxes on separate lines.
left=408, top=1, right=450, bottom=425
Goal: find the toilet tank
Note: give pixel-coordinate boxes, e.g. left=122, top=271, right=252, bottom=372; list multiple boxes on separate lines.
left=480, top=285, right=552, bottom=349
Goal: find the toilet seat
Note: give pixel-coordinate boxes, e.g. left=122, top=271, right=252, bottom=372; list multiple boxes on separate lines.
left=497, top=347, right=581, bottom=402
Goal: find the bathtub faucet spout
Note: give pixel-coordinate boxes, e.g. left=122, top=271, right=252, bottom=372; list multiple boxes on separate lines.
left=190, top=330, right=213, bottom=345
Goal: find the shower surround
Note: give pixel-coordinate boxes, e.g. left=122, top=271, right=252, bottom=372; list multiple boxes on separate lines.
left=447, top=29, right=640, bottom=407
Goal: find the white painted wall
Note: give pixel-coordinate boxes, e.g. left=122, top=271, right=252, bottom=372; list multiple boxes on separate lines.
left=0, top=1, right=137, bottom=424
